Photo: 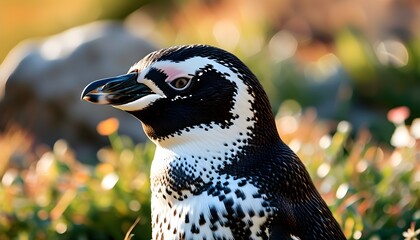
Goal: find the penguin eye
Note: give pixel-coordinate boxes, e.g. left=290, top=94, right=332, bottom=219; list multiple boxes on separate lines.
left=169, top=77, right=191, bottom=90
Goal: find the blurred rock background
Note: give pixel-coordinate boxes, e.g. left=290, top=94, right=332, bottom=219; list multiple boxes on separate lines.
left=0, top=0, right=419, bottom=239
left=0, top=21, right=155, bottom=161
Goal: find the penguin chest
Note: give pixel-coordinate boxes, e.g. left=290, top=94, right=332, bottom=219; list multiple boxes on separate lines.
left=151, top=177, right=275, bottom=240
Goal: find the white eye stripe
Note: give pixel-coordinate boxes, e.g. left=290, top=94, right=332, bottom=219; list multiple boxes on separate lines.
left=123, top=57, right=242, bottom=112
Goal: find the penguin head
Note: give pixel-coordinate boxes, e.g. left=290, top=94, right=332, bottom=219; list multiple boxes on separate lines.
left=82, top=45, right=277, bottom=147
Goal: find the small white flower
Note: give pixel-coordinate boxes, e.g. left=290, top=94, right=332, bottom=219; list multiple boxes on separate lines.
left=403, top=224, right=420, bottom=240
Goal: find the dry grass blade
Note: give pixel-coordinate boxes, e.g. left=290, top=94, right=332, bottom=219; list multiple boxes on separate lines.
left=124, top=217, right=141, bottom=240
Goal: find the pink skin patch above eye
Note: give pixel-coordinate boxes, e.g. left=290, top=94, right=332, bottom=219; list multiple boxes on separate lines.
left=162, top=67, right=187, bottom=83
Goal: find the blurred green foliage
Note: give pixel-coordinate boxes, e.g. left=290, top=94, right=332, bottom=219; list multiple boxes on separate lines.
left=268, top=29, right=420, bottom=142
left=0, top=130, right=154, bottom=240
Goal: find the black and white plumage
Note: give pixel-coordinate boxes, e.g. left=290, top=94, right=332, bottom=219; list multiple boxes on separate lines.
left=81, top=45, right=346, bottom=240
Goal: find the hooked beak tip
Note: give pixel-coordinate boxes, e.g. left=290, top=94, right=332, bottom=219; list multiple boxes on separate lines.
left=81, top=78, right=107, bottom=102
left=81, top=92, right=107, bottom=104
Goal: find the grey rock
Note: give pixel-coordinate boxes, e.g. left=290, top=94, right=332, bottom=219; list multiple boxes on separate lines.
left=0, top=21, right=157, bottom=161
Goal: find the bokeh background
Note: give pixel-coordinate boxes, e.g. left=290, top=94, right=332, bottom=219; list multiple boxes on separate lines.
left=0, top=0, right=419, bottom=239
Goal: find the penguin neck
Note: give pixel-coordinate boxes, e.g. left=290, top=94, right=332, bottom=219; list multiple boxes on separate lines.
left=148, top=108, right=281, bottom=194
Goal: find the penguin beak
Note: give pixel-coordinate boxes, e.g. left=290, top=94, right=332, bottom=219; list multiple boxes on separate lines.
left=81, top=73, right=153, bottom=105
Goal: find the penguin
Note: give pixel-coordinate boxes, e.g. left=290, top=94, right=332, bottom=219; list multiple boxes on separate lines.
left=82, top=44, right=346, bottom=240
